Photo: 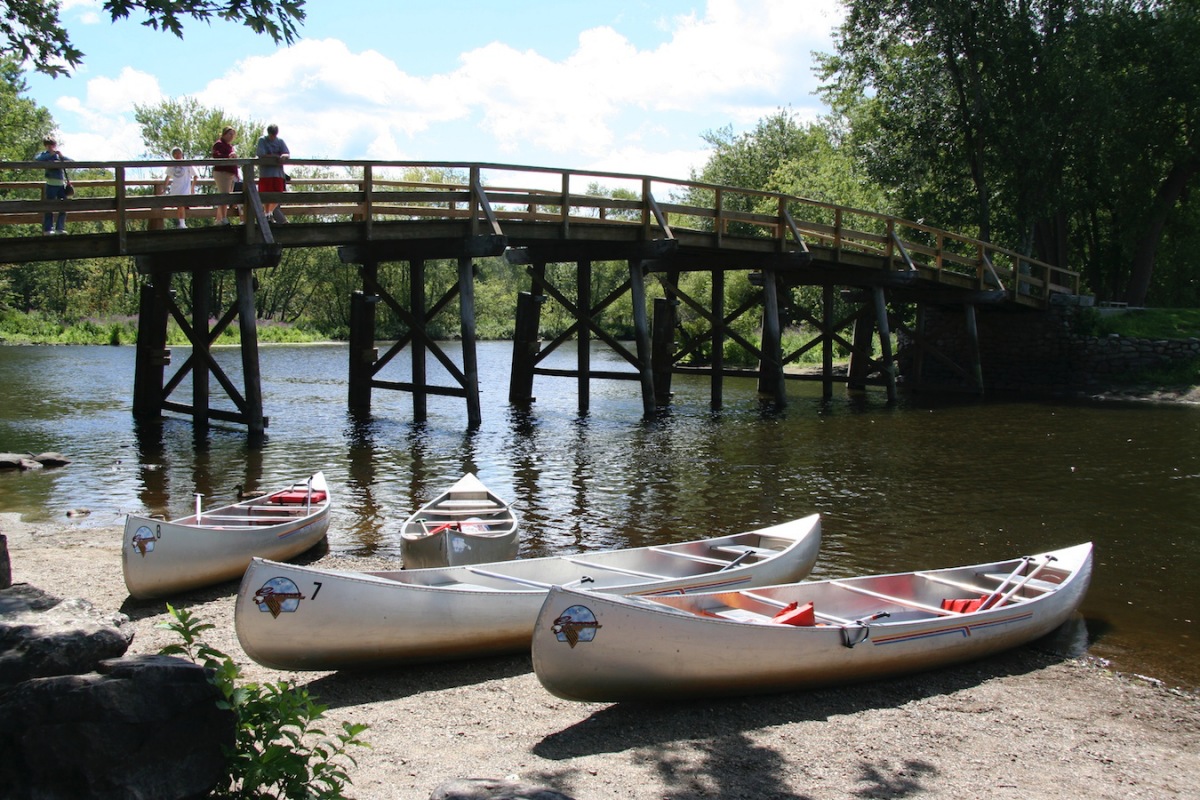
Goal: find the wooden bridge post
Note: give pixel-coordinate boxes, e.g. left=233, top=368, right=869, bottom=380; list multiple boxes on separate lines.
left=757, top=269, right=787, bottom=407
left=651, top=297, right=675, bottom=406
left=822, top=284, right=836, bottom=400
left=577, top=260, right=592, bottom=414
left=348, top=260, right=378, bottom=411
left=411, top=259, right=428, bottom=422
left=234, top=268, right=265, bottom=438
left=964, top=303, right=985, bottom=394
left=459, top=255, right=482, bottom=428
left=711, top=269, right=725, bottom=410
left=348, top=291, right=373, bottom=411
left=509, top=290, right=543, bottom=404
left=873, top=287, right=897, bottom=402
left=629, top=259, right=657, bottom=419
left=133, top=279, right=170, bottom=420
left=192, top=269, right=211, bottom=431
left=847, top=301, right=875, bottom=392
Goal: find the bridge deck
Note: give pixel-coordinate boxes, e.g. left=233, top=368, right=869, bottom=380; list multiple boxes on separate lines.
left=0, top=159, right=1077, bottom=308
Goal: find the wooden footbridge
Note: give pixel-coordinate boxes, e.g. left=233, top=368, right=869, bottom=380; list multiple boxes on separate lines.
left=0, top=158, right=1080, bottom=436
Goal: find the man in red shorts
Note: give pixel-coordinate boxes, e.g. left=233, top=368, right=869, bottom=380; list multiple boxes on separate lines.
left=255, top=124, right=290, bottom=218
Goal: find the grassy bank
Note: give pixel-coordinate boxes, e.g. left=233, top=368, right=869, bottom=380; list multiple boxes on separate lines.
left=0, top=310, right=326, bottom=345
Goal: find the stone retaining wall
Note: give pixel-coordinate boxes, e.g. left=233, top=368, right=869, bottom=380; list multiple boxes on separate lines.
left=896, top=304, right=1200, bottom=395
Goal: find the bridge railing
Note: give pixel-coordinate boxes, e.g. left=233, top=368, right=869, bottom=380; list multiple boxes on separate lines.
left=0, top=158, right=1078, bottom=304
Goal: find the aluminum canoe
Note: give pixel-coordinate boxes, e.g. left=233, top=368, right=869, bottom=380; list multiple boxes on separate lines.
left=400, top=472, right=519, bottom=569
left=531, top=542, right=1093, bottom=702
left=235, top=514, right=821, bottom=670
left=122, top=472, right=331, bottom=599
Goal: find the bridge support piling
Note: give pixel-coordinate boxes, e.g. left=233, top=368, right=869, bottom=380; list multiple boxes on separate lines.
left=458, top=256, right=482, bottom=428
left=192, top=269, right=211, bottom=431
left=577, top=260, right=592, bottom=414
left=133, top=280, right=170, bottom=420
left=711, top=269, right=725, bottom=410
left=964, top=303, right=985, bottom=395
left=411, top=259, right=428, bottom=422
left=509, top=290, right=543, bottom=404
left=629, top=259, right=657, bottom=420
left=847, top=303, right=875, bottom=392
left=822, top=284, right=836, bottom=399
left=874, top=287, right=897, bottom=402
left=652, top=298, right=675, bottom=406
left=757, top=269, right=787, bottom=408
left=348, top=290, right=377, bottom=411
left=234, top=268, right=265, bottom=438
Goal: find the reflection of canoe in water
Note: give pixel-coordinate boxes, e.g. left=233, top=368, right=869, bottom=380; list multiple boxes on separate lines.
left=234, top=514, right=822, bottom=670
left=400, top=473, right=519, bottom=569
left=121, top=472, right=331, bottom=600
left=532, top=542, right=1093, bottom=702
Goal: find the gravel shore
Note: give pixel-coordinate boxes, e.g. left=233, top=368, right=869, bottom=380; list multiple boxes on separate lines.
left=4, top=515, right=1198, bottom=800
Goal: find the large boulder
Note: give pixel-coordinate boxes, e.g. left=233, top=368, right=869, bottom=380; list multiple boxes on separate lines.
left=0, top=583, right=235, bottom=799
left=0, top=585, right=133, bottom=685
left=0, top=655, right=234, bottom=800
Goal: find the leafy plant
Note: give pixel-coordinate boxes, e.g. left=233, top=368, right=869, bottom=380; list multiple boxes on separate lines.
left=158, top=604, right=370, bottom=800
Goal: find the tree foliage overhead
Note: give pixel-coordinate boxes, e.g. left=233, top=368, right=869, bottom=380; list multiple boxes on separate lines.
left=135, top=96, right=263, bottom=159
left=2, top=0, right=306, bottom=77
left=0, top=56, right=51, bottom=163
left=820, top=0, right=1200, bottom=305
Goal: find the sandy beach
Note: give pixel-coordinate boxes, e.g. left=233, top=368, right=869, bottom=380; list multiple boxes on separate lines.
left=3, top=514, right=1198, bottom=800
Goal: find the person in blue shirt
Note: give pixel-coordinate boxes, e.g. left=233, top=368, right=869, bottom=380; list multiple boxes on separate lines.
left=35, top=136, right=71, bottom=234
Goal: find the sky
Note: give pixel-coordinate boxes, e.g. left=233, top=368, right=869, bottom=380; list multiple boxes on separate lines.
left=24, top=0, right=846, bottom=181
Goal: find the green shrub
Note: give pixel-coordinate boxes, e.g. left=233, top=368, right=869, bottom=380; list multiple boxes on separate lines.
left=158, top=604, right=370, bottom=800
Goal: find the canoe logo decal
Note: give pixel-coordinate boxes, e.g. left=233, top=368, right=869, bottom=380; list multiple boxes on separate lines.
left=130, top=526, right=157, bottom=557
left=551, top=605, right=601, bottom=648
left=252, top=577, right=307, bottom=618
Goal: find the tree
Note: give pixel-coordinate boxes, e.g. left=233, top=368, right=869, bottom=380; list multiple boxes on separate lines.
left=821, top=0, right=1200, bottom=305
left=0, top=56, right=52, bottom=163
left=1, top=0, right=306, bottom=77
left=134, top=96, right=262, bottom=158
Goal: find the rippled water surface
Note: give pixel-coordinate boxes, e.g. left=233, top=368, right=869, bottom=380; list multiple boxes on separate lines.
left=1, top=342, right=1196, bottom=688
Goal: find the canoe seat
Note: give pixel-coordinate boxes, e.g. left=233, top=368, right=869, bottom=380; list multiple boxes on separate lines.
left=711, top=544, right=774, bottom=559
left=439, top=499, right=501, bottom=509
left=941, top=595, right=987, bottom=613
left=270, top=490, right=327, bottom=505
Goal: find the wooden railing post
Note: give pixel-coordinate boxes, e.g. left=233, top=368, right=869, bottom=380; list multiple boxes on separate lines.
left=114, top=166, right=128, bottom=252
left=362, top=164, right=373, bottom=239
left=561, top=172, right=571, bottom=238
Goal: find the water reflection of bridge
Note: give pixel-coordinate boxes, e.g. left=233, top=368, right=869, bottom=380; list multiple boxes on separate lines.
left=0, top=159, right=1080, bottom=435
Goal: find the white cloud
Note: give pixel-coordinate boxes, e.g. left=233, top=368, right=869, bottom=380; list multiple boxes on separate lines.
left=40, top=0, right=845, bottom=172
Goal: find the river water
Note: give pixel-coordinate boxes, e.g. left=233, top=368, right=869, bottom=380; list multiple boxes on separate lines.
left=0, top=342, right=1196, bottom=689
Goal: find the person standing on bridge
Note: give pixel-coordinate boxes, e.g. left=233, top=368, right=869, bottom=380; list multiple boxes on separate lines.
left=164, top=147, right=198, bottom=228
left=211, top=126, right=239, bottom=225
left=255, top=124, right=290, bottom=221
left=35, top=136, right=71, bottom=235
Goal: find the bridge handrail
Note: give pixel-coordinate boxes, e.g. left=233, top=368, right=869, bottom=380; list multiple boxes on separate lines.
left=0, top=157, right=1079, bottom=304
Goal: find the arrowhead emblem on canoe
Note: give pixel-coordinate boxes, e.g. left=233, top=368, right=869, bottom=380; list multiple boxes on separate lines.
left=551, top=605, right=602, bottom=648
left=253, top=577, right=307, bottom=618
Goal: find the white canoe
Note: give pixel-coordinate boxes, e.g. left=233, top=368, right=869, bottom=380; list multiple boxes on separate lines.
left=235, top=514, right=822, bottom=670
left=122, top=472, right=331, bottom=599
left=532, top=542, right=1093, bottom=702
left=400, top=473, right=519, bottom=569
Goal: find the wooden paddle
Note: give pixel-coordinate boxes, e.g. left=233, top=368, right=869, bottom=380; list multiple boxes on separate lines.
left=978, top=556, right=1033, bottom=610
left=993, top=555, right=1059, bottom=608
